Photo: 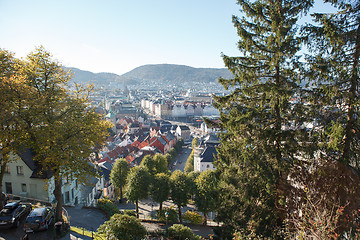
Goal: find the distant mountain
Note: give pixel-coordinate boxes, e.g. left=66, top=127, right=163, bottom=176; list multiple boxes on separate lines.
left=121, top=64, right=233, bottom=83
left=64, top=67, right=124, bottom=86
left=65, top=64, right=233, bottom=88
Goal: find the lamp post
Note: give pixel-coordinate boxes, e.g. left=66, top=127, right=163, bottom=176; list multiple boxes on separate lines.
left=165, top=211, right=169, bottom=236
left=151, top=204, right=154, bottom=219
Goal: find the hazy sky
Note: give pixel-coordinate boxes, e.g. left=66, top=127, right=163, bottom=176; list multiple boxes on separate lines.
left=1, top=1, right=335, bottom=75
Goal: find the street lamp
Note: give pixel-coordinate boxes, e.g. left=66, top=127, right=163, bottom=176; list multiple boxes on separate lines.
left=151, top=204, right=154, bottom=219
left=165, top=211, right=169, bottom=236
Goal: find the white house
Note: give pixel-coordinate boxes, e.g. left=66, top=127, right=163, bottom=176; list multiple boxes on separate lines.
left=193, top=134, right=219, bottom=172
left=2, top=149, right=104, bottom=207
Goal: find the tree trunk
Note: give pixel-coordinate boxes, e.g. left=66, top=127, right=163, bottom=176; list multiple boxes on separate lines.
left=159, top=201, right=163, bottom=216
left=119, top=187, right=123, bottom=203
left=178, top=205, right=182, bottom=223
left=136, top=200, right=139, bottom=218
left=203, top=212, right=208, bottom=225
left=53, top=174, right=63, bottom=222
left=342, top=23, right=360, bottom=165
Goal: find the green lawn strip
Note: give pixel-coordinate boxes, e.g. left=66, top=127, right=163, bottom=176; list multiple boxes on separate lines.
left=70, top=226, right=105, bottom=240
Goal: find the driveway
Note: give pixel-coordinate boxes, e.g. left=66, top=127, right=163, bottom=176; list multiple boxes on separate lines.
left=0, top=206, right=107, bottom=240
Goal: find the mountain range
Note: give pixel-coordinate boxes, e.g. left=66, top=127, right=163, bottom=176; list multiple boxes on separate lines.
left=65, top=64, right=233, bottom=87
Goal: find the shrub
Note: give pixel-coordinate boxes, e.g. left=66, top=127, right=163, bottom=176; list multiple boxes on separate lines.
left=121, top=209, right=136, bottom=217
left=156, top=207, right=178, bottom=222
left=97, top=214, right=147, bottom=240
left=182, top=210, right=203, bottom=224
left=97, top=198, right=119, bottom=217
left=168, top=224, right=194, bottom=240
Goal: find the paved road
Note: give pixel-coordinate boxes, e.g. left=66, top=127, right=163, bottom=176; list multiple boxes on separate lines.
left=0, top=206, right=107, bottom=240
left=172, top=145, right=192, bottom=172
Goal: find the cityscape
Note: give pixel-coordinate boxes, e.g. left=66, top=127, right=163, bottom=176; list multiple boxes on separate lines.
left=1, top=1, right=359, bottom=240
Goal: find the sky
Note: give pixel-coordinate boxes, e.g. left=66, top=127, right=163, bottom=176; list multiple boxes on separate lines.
left=0, top=1, right=336, bottom=75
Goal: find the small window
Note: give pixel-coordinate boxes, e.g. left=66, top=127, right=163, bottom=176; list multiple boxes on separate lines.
left=21, top=183, right=27, bottom=192
left=4, top=166, right=10, bottom=174
left=16, top=166, right=24, bottom=175
left=207, top=164, right=210, bottom=168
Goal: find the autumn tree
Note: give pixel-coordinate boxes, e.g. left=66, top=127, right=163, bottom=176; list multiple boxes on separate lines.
left=194, top=170, right=219, bottom=225
left=17, top=47, right=111, bottom=221
left=110, top=158, right=130, bottom=203
left=170, top=170, right=191, bottom=223
left=150, top=173, right=170, bottom=216
left=0, top=49, right=31, bottom=209
left=124, top=166, right=151, bottom=218
left=213, top=0, right=313, bottom=237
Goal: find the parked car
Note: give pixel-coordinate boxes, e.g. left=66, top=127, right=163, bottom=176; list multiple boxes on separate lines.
left=23, top=207, right=54, bottom=232
left=0, top=201, right=32, bottom=228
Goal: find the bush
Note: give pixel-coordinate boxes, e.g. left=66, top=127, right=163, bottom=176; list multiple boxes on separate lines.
left=182, top=210, right=203, bottom=224
left=121, top=209, right=136, bottom=217
left=97, top=214, right=147, bottom=240
left=156, top=207, right=178, bottom=222
left=97, top=198, right=119, bottom=217
left=168, top=224, right=195, bottom=240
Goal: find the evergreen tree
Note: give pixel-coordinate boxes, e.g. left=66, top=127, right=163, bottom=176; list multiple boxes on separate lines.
left=302, top=0, right=360, bottom=169
left=213, top=0, right=312, bottom=237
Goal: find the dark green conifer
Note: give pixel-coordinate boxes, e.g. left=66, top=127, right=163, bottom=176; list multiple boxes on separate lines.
left=302, top=0, right=360, bottom=169
left=213, top=0, right=313, bottom=237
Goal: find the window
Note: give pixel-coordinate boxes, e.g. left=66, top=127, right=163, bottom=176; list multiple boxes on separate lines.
left=65, top=191, right=70, bottom=203
left=207, top=164, right=210, bottom=168
left=4, top=166, right=10, bottom=174
left=71, top=189, right=74, bottom=200
left=16, top=166, right=24, bottom=175
left=5, top=182, right=12, bottom=194
left=21, top=183, right=27, bottom=192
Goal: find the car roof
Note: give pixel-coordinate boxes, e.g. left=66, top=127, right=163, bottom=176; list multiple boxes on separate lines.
left=29, top=207, right=47, bottom=216
left=4, top=201, right=20, bottom=209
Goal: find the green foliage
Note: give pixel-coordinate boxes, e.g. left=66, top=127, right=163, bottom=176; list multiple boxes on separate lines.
left=125, top=166, right=150, bottom=217
left=187, top=171, right=200, bottom=196
left=156, top=206, right=178, bottom=222
left=97, top=198, right=119, bottom=217
left=184, top=150, right=194, bottom=174
left=168, top=148, right=177, bottom=159
left=182, top=210, right=203, bottom=224
left=150, top=173, right=170, bottom=214
left=0, top=46, right=112, bottom=220
left=153, top=154, right=169, bottom=174
left=168, top=224, right=196, bottom=240
left=214, top=0, right=313, bottom=237
left=302, top=0, right=360, bottom=168
left=110, top=158, right=130, bottom=201
left=191, top=137, right=199, bottom=149
left=194, top=170, right=219, bottom=224
left=97, top=214, right=147, bottom=240
left=174, top=139, right=184, bottom=152
left=170, top=170, right=191, bottom=222
left=121, top=210, right=136, bottom=217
